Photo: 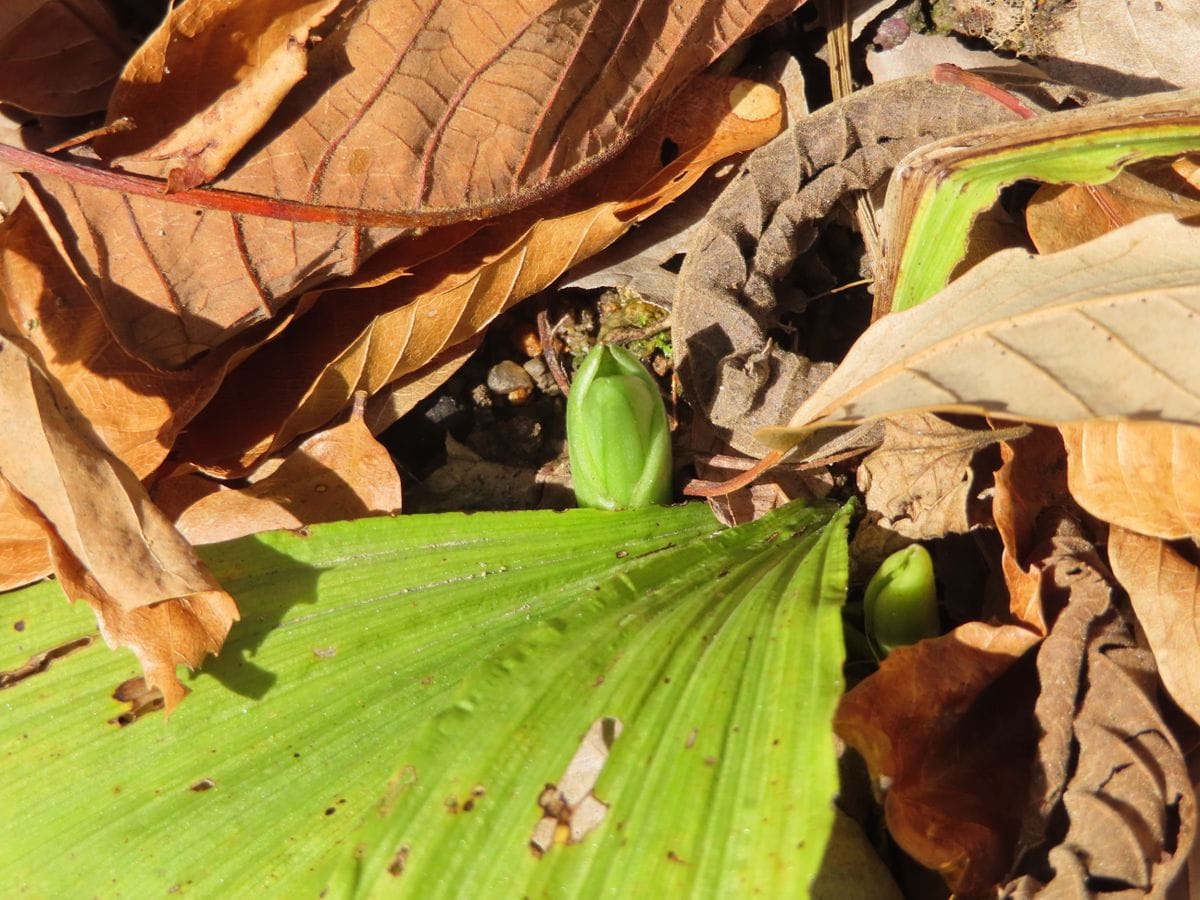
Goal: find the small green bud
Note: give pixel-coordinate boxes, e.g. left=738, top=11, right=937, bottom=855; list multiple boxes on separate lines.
left=566, top=344, right=672, bottom=510
left=864, top=544, right=940, bottom=658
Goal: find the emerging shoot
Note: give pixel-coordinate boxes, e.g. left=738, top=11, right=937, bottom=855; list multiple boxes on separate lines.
left=864, top=544, right=939, bottom=658
left=566, top=344, right=672, bottom=510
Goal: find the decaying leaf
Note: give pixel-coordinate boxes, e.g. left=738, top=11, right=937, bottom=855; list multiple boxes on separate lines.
left=835, top=621, right=1043, bottom=894
left=1004, top=537, right=1195, bottom=896
left=1061, top=420, right=1200, bottom=541
left=0, top=0, right=129, bottom=116
left=1108, top=527, right=1200, bottom=725
left=0, top=335, right=237, bottom=711
left=857, top=412, right=1025, bottom=540
left=759, top=216, right=1200, bottom=456
left=672, top=73, right=1033, bottom=454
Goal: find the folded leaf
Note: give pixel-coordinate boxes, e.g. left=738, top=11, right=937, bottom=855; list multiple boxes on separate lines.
left=0, top=334, right=236, bottom=710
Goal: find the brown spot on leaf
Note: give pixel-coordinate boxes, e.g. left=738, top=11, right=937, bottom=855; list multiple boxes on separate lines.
left=13, top=619, right=24, bottom=632
left=0, top=635, right=94, bottom=689
left=108, top=677, right=165, bottom=726
left=387, top=844, right=410, bottom=877
left=667, top=850, right=688, bottom=865
left=190, top=778, right=215, bottom=792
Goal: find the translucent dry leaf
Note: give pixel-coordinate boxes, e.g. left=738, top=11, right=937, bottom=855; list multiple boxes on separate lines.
left=1061, top=419, right=1200, bottom=541
left=759, top=216, right=1200, bottom=454
left=1108, top=526, right=1200, bottom=725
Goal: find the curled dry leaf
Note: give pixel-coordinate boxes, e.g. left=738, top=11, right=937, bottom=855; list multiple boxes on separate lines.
left=0, top=336, right=236, bottom=712
left=0, top=0, right=129, bottom=116
left=154, top=396, right=403, bottom=545
left=991, top=427, right=1076, bottom=634
left=1061, top=420, right=1200, bottom=541
left=174, top=73, right=784, bottom=472
left=835, top=621, right=1043, bottom=895
left=758, top=216, right=1200, bottom=456
left=17, top=0, right=804, bottom=369
left=1004, top=539, right=1195, bottom=896
left=672, top=74, right=1029, bottom=454
left=1107, top=526, right=1200, bottom=725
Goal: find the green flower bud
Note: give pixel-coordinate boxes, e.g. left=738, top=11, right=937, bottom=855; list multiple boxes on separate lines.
left=864, top=544, right=940, bottom=658
left=566, top=344, right=672, bottom=510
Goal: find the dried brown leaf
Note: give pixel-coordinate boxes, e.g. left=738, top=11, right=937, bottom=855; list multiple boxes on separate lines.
left=835, top=622, right=1043, bottom=895
left=1061, top=420, right=1200, bottom=541
left=1027, top=162, right=1200, bottom=255
left=174, top=73, right=783, bottom=471
left=759, top=216, right=1200, bottom=454
left=0, top=205, right=214, bottom=475
left=16, top=0, right=804, bottom=368
left=992, top=427, right=1075, bottom=633
left=155, top=397, right=402, bottom=544
left=1108, top=527, right=1200, bottom=725
left=0, top=0, right=128, bottom=115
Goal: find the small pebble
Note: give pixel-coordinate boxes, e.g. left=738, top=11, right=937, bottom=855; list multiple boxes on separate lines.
left=523, top=357, right=547, bottom=379
left=471, top=383, right=493, bottom=408
left=487, top=360, right=534, bottom=395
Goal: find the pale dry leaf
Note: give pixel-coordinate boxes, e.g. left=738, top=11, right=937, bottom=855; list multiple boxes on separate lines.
left=1061, top=420, right=1200, bottom=541
left=857, top=412, right=1022, bottom=540
left=173, top=74, right=783, bottom=472
left=672, top=73, right=1033, bottom=455
left=155, top=398, right=403, bottom=544
left=0, top=0, right=129, bottom=115
left=98, top=0, right=343, bottom=193
left=866, top=33, right=1039, bottom=85
left=1108, top=526, right=1200, bottom=725
left=759, top=216, right=1200, bottom=453
left=936, top=0, right=1200, bottom=96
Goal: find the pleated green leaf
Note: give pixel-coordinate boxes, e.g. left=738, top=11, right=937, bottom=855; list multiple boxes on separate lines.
left=0, top=499, right=850, bottom=897
left=327, top=498, right=852, bottom=898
